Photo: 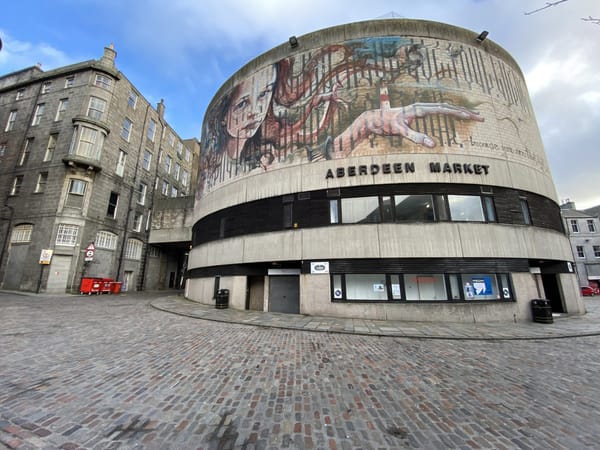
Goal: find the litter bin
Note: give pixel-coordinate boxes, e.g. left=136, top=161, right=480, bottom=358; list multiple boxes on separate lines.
left=101, top=278, right=114, bottom=294
left=531, top=298, right=553, bottom=324
left=215, top=289, right=229, bottom=309
left=111, top=282, right=123, bottom=294
left=80, top=277, right=102, bottom=295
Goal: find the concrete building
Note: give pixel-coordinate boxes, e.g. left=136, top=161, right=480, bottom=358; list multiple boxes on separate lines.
left=560, top=201, right=600, bottom=289
left=186, top=18, right=584, bottom=323
left=0, top=45, right=197, bottom=293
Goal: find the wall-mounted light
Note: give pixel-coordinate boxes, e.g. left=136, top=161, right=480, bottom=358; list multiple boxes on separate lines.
left=289, top=36, right=298, bottom=48
left=476, top=30, right=489, bottom=43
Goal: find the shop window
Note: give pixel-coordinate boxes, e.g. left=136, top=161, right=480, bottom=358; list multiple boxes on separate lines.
left=345, top=274, right=388, bottom=301
left=389, top=274, right=402, bottom=300
left=461, top=273, right=501, bottom=300
left=331, top=272, right=513, bottom=302
left=404, top=274, right=447, bottom=301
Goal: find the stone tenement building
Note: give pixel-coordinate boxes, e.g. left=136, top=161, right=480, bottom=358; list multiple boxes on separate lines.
left=0, top=45, right=198, bottom=293
left=187, top=18, right=584, bottom=323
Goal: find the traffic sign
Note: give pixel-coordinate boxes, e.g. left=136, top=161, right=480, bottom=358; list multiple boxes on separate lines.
left=84, top=243, right=95, bottom=261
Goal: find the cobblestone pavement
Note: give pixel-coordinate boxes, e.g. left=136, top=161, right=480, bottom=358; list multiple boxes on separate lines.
left=1, top=292, right=600, bottom=449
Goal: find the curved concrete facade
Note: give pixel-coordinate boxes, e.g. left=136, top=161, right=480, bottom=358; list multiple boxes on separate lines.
left=187, top=19, right=584, bottom=322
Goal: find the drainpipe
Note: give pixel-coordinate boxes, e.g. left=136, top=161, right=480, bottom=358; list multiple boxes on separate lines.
left=115, top=102, right=151, bottom=285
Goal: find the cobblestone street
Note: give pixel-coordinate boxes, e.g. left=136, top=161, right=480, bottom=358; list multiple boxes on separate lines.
left=1, top=291, right=600, bottom=449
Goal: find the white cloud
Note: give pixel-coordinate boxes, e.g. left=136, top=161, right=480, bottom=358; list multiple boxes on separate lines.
left=0, top=30, right=76, bottom=72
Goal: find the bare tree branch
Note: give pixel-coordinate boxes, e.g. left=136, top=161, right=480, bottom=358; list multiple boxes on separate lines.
left=524, top=0, right=569, bottom=16
left=581, top=16, right=600, bottom=25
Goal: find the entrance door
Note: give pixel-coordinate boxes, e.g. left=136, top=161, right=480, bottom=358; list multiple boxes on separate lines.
left=268, top=276, right=299, bottom=314
left=123, top=271, right=134, bottom=292
left=46, top=255, right=71, bottom=293
left=541, top=274, right=565, bottom=313
left=247, top=276, right=264, bottom=311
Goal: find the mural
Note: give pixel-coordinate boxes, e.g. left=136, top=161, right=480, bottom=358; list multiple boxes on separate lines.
left=198, top=36, right=536, bottom=199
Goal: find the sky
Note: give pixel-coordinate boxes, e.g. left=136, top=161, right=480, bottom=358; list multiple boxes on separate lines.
left=1, top=0, right=599, bottom=208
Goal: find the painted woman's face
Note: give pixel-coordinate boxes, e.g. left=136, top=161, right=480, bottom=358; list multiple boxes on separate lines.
left=226, top=65, right=276, bottom=140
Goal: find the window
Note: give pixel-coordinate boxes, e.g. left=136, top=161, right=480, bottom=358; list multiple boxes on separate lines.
left=520, top=198, right=532, bottom=225
left=133, top=213, right=143, bottom=232
left=124, top=238, right=143, bottom=259
left=0, top=143, right=6, bottom=157
left=161, top=180, right=169, bottom=196
left=10, top=176, right=23, bottom=195
left=482, top=196, right=497, bottom=222
left=394, top=195, right=434, bottom=222
left=31, top=103, right=45, bottom=125
left=11, top=224, right=33, bottom=243
left=460, top=274, right=501, bottom=300
left=329, top=200, right=339, bottom=224
left=164, top=154, right=172, bottom=173
left=142, top=150, right=152, bottom=171
left=345, top=274, right=389, bottom=301
left=181, top=169, right=189, bottom=188
left=174, top=162, right=181, bottom=181
left=56, top=224, right=79, bottom=246
left=5, top=110, right=17, bottom=131
left=66, top=179, right=87, bottom=208
left=184, top=147, right=192, bottom=163
left=148, top=246, right=160, bottom=257
left=96, top=231, right=118, bottom=250
left=168, top=132, right=175, bottom=147
left=341, top=197, right=380, bottom=223
left=107, top=192, right=119, bottom=218
left=121, top=118, right=133, bottom=141
left=70, top=125, right=104, bottom=160
left=18, top=138, right=33, bottom=166
left=594, top=246, right=600, bottom=258
left=35, top=172, right=48, bottom=193
left=64, top=76, right=74, bottom=88
left=16, top=89, right=25, bottom=100
left=576, top=246, right=585, bottom=258
left=171, top=186, right=178, bottom=197
left=177, top=141, right=183, bottom=156
left=137, top=182, right=147, bottom=205
left=116, top=150, right=127, bottom=177
left=87, top=97, right=106, bottom=120
left=448, top=195, right=484, bottom=222
left=94, top=74, right=112, bottom=90
left=147, top=119, right=157, bottom=142
left=570, top=219, right=580, bottom=233
left=404, top=274, right=447, bottom=301
left=332, top=272, right=513, bottom=302
left=41, top=82, right=51, bottom=94
left=587, top=220, right=596, bottom=233
left=55, top=98, right=69, bottom=121
left=127, top=91, right=138, bottom=109
left=44, top=134, right=58, bottom=161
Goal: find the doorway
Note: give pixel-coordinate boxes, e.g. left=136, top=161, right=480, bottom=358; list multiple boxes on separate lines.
left=541, top=273, right=565, bottom=313
left=46, top=255, right=71, bottom=294
left=268, top=275, right=300, bottom=314
left=246, top=276, right=265, bottom=311
left=123, top=271, right=134, bottom=292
